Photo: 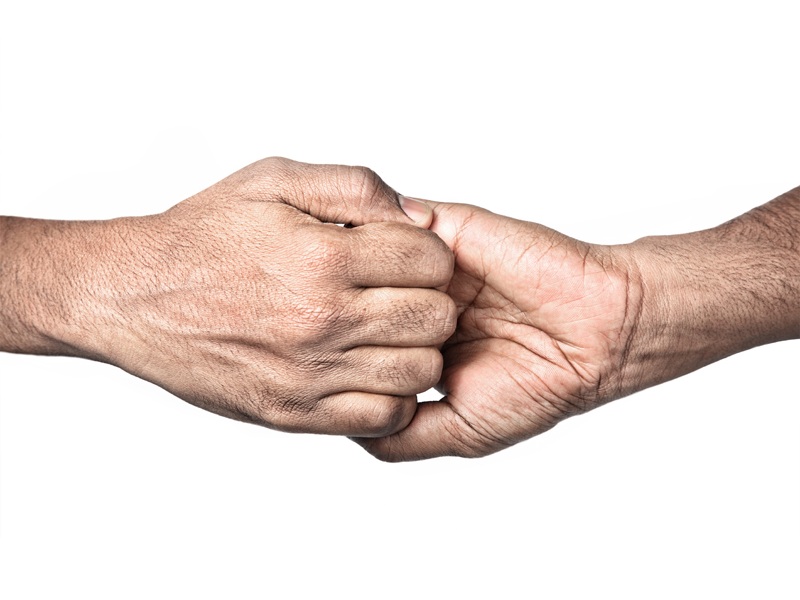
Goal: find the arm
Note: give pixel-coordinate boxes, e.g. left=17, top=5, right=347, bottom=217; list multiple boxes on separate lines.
left=0, top=216, right=115, bottom=357
left=355, top=187, right=800, bottom=460
left=0, top=157, right=456, bottom=437
left=620, top=189, right=800, bottom=395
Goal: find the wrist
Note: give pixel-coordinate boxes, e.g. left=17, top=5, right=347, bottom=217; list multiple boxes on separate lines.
left=1, top=217, right=72, bottom=355
left=613, top=233, right=717, bottom=396
left=0, top=216, right=133, bottom=360
left=614, top=205, right=800, bottom=396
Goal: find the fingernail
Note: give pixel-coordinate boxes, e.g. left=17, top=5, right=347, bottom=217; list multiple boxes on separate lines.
left=399, top=195, right=432, bottom=226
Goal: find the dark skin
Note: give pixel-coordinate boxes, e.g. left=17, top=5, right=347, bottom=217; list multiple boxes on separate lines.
left=356, top=188, right=800, bottom=460
left=0, top=158, right=455, bottom=437
left=1, top=159, right=797, bottom=461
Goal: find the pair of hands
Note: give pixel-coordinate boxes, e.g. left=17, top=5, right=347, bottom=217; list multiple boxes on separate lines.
left=55, top=157, right=633, bottom=461
left=4, top=158, right=796, bottom=460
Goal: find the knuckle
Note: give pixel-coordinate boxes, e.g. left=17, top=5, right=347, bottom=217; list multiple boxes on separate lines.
left=344, top=165, right=393, bottom=208
left=227, top=157, right=292, bottom=201
left=368, top=398, right=414, bottom=437
left=421, top=349, right=444, bottom=389
left=362, top=221, right=417, bottom=260
left=290, top=298, right=348, bottom=341
left=388, top=349, right=442, bottom=393
left=255, top=156, right=288, bottom=170
left=350, top=165, right=382, bottom=195
left=295, top=350, right=344, bottom=380
left=404, top=301, right=432, bottom=335
left=425, top=232, right=456, bottom=286
left=444, top=295, right=458, bottom=337
left=297, top=229, right=351, bottom=275
left=256, top=390, right=315, bottom=433
left=282, top=235, right=357, bottom=339
left=376, top=354, right=407, bottom=389
left=396, top=226, right=454, bottom=286
left=251, top=156, right=307, bottom=203
left=431, top=293, right=458, bottom=342
left=395, top=292, right=457, bottom=343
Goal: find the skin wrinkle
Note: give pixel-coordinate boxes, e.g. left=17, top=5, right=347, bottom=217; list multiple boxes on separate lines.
left=0, top=158, right=456, bottom=438
left=620, top=189, right=800, bottom=392
left=548, top=338, right=596, bottom=399
left=5, top=160, right=798, bottom=461
left=510, top=231, right=539, bottom=274
left=353, top=167, right=391, bottom=215
left=612, top=256, right=640, bottom=400
left=465, top=270, right=604, bottom=390
left=362, top=192, right=799, bottom=460
left=502, top=363, right=575, bottom=425
left=332, top=291, right=366, bottom=341
left=443, top=222, right=620, bottom=411
left=447, top=207, right=481, bottom=279
left=450, top=336, right=580, bottom=427
left=447, top=265, right=485, bottom=316
left=446, top=400, right=512, bottom=457
left=367, top=192, right=796, bottom=460
left=392, top=299, right=429, bottom=335
left=510, top=335, right=589, bottom=408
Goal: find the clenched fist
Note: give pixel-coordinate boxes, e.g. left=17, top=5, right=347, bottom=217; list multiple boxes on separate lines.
left=0, top=158, right=456, bottom=436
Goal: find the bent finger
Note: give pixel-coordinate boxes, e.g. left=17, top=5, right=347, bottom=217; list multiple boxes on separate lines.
left=338, top=346, right=444, bottom=397
left=255, top=157, right=430, bottom=227
left=352, top=400, right=502, bottom=461
left=345, top=288, right=457, bottom=348
left=345, top=221, right=454, bottom=288
left=306, top=392, right=418, bottom=437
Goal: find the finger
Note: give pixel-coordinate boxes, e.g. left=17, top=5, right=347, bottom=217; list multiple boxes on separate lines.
left=352, top=400, right=500, bottom=461
left=344, top=288, right=457, bottom=348
left=344, top=221, right=454, bottom=288
left=247, top=157, right=433, bottom=227
left=398, top=196, right=434, bottom=229
left=307, top=392, right=418, bottom=437
left=203, top=390, right=415, bottom=438
left=337, top=346, right=444, bottom=397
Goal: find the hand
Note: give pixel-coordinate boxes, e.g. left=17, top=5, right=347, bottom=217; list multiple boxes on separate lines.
left=355, top=201, right=641, bottom=459
left=0, top=158, right=456, bottom=436
left=357, top=188, right=800, bottom=460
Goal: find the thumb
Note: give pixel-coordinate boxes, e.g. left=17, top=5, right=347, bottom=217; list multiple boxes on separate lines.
left=421, top=201, right=506, bottom=279
left=397, top=195, right=434, bottom=229
left=243, top=157, right=434, bottom=228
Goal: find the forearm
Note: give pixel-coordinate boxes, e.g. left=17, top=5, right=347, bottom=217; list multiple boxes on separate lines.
left=0, top=216, right=118, bottom=358
left=619, top=187, right=800, bottom=395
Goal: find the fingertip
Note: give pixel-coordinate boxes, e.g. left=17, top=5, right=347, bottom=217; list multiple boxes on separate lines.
left=399, top=195, right=434, bottom=229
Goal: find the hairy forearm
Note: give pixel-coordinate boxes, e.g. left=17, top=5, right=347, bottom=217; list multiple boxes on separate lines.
left=0, top=216, right=118, bottom=358
left=619, top=187, right=800, bottom=395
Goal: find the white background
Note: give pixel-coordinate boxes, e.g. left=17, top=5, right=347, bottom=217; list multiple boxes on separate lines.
left=1, top=1, right=798, bottom=598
